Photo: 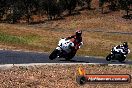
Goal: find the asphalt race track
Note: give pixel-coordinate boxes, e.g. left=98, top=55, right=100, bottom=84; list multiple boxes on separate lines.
left=0, top=50, right=132, bottom=65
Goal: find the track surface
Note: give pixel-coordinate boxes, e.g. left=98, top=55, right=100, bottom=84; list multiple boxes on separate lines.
left=0, top=50, right=132, bottom=65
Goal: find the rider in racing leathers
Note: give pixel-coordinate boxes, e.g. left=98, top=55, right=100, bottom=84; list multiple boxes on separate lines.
left=66, top=30, right=83, bottom=56
left=112, top=42, right=130, bottom=57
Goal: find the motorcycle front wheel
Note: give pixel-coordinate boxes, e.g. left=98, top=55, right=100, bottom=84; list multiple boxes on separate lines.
left=106, top=54, right=113, bottom=61
left=49, top=49, right=59, bottom=60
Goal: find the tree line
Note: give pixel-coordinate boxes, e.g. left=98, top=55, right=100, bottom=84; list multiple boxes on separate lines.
left=0, top=0, right=131, bottom=24
left=99, top=0, right=131, bottom=15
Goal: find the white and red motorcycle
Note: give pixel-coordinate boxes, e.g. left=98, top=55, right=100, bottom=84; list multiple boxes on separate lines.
left=49, top=38, right=81, bottom=60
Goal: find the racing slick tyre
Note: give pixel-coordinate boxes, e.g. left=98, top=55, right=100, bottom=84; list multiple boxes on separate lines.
left=65, top=52, right=75, bottom=61
left=65, top=57, right=72, bottom=61
left=76, top=76, right=87, bottom=85
left=49, top=49, right=59, bottom=60
left=106, top=54, right=113, bottom=61
left=118, top=55, right=126, bottom=62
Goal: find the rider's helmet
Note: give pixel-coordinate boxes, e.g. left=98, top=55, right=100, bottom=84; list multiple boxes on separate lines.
left=76, top=30, right=82, bottom=37
left=123, top=42, right=128, bottom=48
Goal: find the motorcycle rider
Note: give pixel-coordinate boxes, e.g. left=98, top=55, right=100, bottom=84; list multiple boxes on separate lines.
left=66, top=30, right=83, bottom=56
left=112, top=42, right=130, bottom=57
left=50, top=30, right=83, bottom=60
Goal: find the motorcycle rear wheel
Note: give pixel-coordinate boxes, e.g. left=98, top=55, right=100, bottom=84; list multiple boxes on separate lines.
left=118, top=55, right=126, bottom=62
left=65, top=57, right=72, bottom=61
left=65, top=52, right=76, bottom=61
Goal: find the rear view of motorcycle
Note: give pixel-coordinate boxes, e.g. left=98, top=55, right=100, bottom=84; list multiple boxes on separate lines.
left=49, top=38, right=77, bottom=61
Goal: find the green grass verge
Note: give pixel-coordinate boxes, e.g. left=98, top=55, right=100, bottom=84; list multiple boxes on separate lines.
left=0, top=32, right=27, bottom=44
left=0, top=32, right=40, bottom=45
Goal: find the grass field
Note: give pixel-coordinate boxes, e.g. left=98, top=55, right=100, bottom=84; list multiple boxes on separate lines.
left=0, top=13, right=132, bottom=60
